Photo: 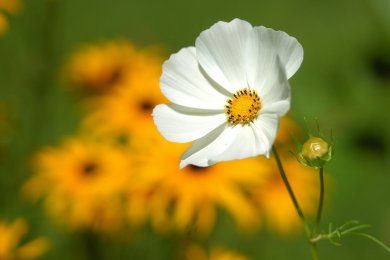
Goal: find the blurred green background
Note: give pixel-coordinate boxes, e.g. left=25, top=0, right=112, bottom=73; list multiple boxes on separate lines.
left=1, top=0, right=390, bottom=259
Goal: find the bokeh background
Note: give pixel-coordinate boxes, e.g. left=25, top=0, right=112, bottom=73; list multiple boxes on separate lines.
left=1, top=0, right=390, bottom=259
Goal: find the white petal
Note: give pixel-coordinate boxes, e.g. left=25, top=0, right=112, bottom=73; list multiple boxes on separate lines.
left=246, top=27, right=292, bottom=104
left=211, top=123, right=269, bottom=162
left=160, top=47, right=230, bottom=110
left=153, top=104, right=226, bottom=143
left=259, top=100, right=290, bottom=117
left=196, top=19, right=253, bottom=93
left=270, top=28, right=303, bottom=79
left=258, top=57, right=290, bottom=109
left=252, top=113, right=280, bottom=156
left=246, top=26, right=303, bottom=83
left=248, top=52, right=291, bottom=110
left=179, top=121, right=273, bottom=169
left=180, top=124, right=229, bottom=169
left=246, top=27, right=277, bottom=91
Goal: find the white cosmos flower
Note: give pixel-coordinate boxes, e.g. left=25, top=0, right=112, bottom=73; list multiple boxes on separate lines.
left=152, top=19, right=303, bottom=169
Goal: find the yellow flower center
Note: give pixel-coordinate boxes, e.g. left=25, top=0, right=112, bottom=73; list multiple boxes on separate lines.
left=225, top=88, right=261, bottom=124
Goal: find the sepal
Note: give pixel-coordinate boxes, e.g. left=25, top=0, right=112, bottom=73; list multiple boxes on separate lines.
left=288, top=150, right=307, bottom=166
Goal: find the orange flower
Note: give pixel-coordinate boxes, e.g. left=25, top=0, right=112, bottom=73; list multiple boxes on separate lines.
left=22, top=136, right=134, bottom=233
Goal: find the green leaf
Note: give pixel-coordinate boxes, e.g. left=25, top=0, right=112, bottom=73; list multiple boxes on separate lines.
left=341, top=224, right=370, bottom=235
left=336, top=228, right=341, bottom=238
left=345, top=232, right=390, bottom=253
left=328, top=237, right=342, bottom=246
left=338, top=220, right=360, bottom=231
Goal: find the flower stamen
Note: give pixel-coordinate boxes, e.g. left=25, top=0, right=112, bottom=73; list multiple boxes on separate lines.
left=225, top=89, right=261, bottom=124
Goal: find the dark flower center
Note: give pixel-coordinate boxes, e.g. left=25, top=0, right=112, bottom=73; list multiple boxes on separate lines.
left=140, top=101, right=153, bottom=111
left=140, top=100, right=155, bottom=113
left=105, top=68, right=122, bottom=86
left=82, top=162, right=99, bottom=176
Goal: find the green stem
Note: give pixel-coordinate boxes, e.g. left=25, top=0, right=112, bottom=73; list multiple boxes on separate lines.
left=272, top=146, right=319, bottom=260
left=310, top=224, right=371, bottom=243
left=312, top=167, right=324, bottom=238
left=272, top=146, right=311, bottom=237
left=308, top=244, right=319, bottom=260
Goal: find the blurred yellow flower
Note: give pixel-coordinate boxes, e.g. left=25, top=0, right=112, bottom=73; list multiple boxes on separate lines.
left=81, top=74, right=168, bottom=141
left=0, top=0, right=23, bottom=35
left=64, top=41, right=164, bottom=94
left=251, top=156, right=320, bottom=235
left=76, top=41, right=168, bottom=141
left=126, top=137, right=267, bottom=237
left=22, top=136, right=134, bottom=233
left=0, top=218, right=49, bottom=260
left=185, top=244, right=250, bottom=260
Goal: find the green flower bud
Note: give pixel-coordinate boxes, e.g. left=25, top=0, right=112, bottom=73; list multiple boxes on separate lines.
left=302, top=137, right=329, bottom=161
left=290, top=118, right=335, bottom=169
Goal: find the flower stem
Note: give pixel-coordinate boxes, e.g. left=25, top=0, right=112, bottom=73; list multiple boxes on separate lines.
left=272, top=145, right=319, bottom=260
left=312, top=167, right=324, bottom=238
